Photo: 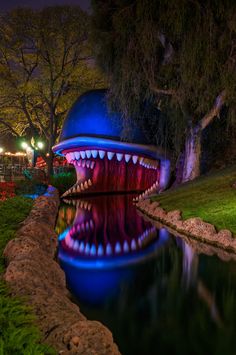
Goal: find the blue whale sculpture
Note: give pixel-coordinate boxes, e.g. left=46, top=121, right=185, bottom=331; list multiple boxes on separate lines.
left=52, top=89, right=170, bottom=198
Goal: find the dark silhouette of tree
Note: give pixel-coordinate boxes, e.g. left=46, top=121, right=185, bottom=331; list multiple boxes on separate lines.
left=92, top=0, right=236, bottom=182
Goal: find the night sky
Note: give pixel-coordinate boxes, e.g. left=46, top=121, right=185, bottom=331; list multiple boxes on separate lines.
left=1, top=0, right=90, bottom=11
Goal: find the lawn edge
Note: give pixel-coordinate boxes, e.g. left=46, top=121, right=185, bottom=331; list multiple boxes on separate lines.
left=136, top=198, right=236, bottom=255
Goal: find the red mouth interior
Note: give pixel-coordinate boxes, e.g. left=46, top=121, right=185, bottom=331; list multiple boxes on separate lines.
left=61, top=194, right=157, bottom=257
left=63, top=149, right=160, bottom=196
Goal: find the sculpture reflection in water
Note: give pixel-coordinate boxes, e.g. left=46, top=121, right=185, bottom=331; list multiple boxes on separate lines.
left=56, top=194, right=169, bottom=305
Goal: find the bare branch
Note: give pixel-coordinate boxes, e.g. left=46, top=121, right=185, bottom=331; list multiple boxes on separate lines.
left=151, top=85, right=177, bottom=97
left=200, top=90, right=226, bottom=130
left=0, top=118, right=20, bottom=136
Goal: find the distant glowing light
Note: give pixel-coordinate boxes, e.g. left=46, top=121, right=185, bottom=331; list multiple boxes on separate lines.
left=4, top=151, right=27, bottom=156
left=21, top=142, right=28, bottom=149
left=37, top=141, right=44, bottom=149
left=0, top=147, right=3, bottom=154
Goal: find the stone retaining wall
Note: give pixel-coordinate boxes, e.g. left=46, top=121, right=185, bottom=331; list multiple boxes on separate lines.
left=3, top=187, right=120, bottom=355
left=136, top=199, right=236, bottom=254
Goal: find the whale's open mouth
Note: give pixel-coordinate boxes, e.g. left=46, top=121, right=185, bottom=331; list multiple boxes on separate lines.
left=62, top=147, right=159, bottom=199
left=53, top=89, right=171, bottom=198
left=58, top=194, right=168, bottom=263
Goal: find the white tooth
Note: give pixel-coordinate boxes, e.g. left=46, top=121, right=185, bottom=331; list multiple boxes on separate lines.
left=99, top=150, right=105, bottom=159
left=88, top=179, right=92, bottom=186
left=69, top=237, right=74, bottom=248
left=139, top=157, right=144, bottom=164
left=86, top=161, right=90, bottom=168
left=70, top=152, right=75, bottom=161
left=84, top=181, right=89, bottom=189
left=66, top=153, right=72, bottom=163
left=115, top=242, right=122, bottom=253
left=132, top=155, right=138, bottom=164
left=106, top=243, right=112, bottom=255
left=88, top=203, right=92, bottom=210
left=74, top=240, right=79, bottom=250
left=82, top=160, right=86, bottom=168
left=97, top=244, right=104, bottom=256
left=107, top=151, right=115, bottom=160
left=74, top=151, right=80, bottom=160
left=91, top=150, right=98, bottom=158
left=76, top=185, right=81, bottom=193
left=125, top=154, right=131, bottom=163
left=84, top=201, right=88, bottom=209
left=85, top=221, right=89, bottom=230
left=155, top=181, right=159, bottom=186
left=85, top=243, right=90, bottom=254
left=86, top=150, right=91, bottom=158
left=131, top=239, right=137, bottom=250
left=90, top=161, right=95, bottom=169
left=80, top=183, right=84, bottom=191
left=90, top=244, right=96, bottom=256
left=79, top=242, right=85, bottom=252
left=123, top=240, right=129, bottom=253
left=80, top=151, right=86, bottom=159
left=116, top=153, right=123, bottom=161
left=77, top=159, right=81, bottom=166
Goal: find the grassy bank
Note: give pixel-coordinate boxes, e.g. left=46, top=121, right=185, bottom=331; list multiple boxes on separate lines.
left=152, top=165, right=236, bottom=235
left=0, top=197, right=55, bottom=354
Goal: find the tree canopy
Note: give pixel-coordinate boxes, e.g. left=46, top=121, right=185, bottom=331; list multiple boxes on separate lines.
left=0, top=6, right=105, bottom=173
left=92, top=0, right=236, bottom=180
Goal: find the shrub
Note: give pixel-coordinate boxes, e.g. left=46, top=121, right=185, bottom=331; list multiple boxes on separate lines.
left=50, top=171, right=76, bottom=194
left=15, top=180, right=47, bottom=196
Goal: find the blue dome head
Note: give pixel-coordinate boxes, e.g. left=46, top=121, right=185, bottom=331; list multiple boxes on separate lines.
left=59, top=89, right=147, bottom=144
left=52, top=89, right=171, bottom=196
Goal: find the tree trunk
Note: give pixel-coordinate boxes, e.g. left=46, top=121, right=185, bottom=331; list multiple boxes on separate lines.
left=46, top=149, right=54, bottom=178
left=182, top=125, right=201, bottom=182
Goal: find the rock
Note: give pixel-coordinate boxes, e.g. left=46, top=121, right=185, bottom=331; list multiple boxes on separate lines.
left=152, top=206, right=166, bottom=219
left=136, top=199, right=151, bottom=210
left=217, top=229, right=233, bottom=247
left=183, top=218, right=216, bottom=238
left=166, top=210, right=182, bottom=223
left=218, top=229, right=232, bottom=239
left=146, top=201, right=160, bottom=215
left=3, top=186, right=120, bottom=354
left=63, top=321, right=120, bottom=355
left=71, top=336, right=80, bottom=346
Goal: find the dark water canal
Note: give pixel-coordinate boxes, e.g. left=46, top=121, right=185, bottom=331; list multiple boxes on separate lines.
left=56, top=194, right=236, bottom=355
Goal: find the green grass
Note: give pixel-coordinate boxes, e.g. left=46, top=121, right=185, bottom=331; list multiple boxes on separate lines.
left=152, top=165, right=236, bottom=235
left=0, top=197, right=55, bottom=355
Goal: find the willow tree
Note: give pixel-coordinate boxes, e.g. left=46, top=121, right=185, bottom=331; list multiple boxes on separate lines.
left=92, top=0, right=236, bottom=182
left=0, top=6, right=105, bottom=175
